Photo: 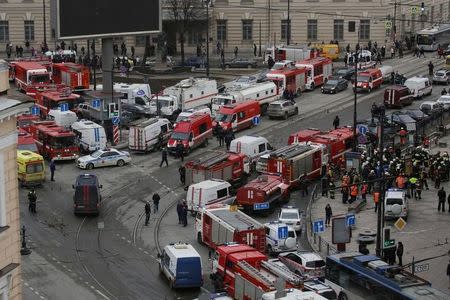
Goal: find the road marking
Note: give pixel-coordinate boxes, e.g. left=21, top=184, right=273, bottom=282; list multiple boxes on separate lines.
left=29, top=287, right=34, bottom=291
left=95, top=289, right=111, bottom=300
left=143, top=251, right=149, bottom=255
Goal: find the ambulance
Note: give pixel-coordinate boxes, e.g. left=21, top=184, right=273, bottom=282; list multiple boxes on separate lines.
left=17, top=150, right=45, bottom=187
left=71, top=120, right=107, bottom=152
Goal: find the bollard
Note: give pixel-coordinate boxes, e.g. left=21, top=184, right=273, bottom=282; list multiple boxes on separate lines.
left=313, top=232, right=316, bottom=244
left=327, top=244, right=330, bottom=256
left=318, top=236, right=322, bottom=252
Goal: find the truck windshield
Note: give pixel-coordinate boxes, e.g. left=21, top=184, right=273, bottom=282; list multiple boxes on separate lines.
left=357, top=75, right=370, bottom=82
left=417, top=34, right=433, bottom=45
left=158, top=99, right=171, bottom=107
left=215, top=113, right=232, bottom=122
left=171, top=132, right=189, bottom=140
left=30, top=74, right=50, bottom=83
left=212, top=97, right=231, bottom=106
left=49, top=136, right=75, bottom=148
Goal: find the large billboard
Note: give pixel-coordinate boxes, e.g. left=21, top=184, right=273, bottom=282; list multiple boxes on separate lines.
left=57, top=0, right=161, bottom=40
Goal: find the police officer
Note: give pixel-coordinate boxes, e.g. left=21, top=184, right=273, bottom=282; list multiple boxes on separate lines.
left=144, top=201, right=151, bottom=226
left=152, top=193, right=160, bottom=213
left=176, top=141, right=184, bottom=162
left=178, top=165, right=186, bottom=185
left=160, top=147, right=169, bottom=167
left=28, top=189, right=37, bottom=213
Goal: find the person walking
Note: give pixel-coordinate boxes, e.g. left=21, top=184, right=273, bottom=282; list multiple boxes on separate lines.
left=390, top=47, right=395, bottom=59
left=176, top=141, right=184, bottom=162
left=253, top=43, right=257, bottom=57
left=49, top=159, right=56, bottom=181
left=373, top=191, right=380, bottom=212
left=350, top=184, right=358, bottom=203
left=224, top=130, right=233, bottom=150
left=325, top=204, right=332, bottom=227
left=28, top=189, right=37, bottom=213
left=182, top=201, right=188, bottom=227
left=144, top=201, right=151, bottom=226
left=152, top=193, right=160, bottom=213
left=234, top=46, right=238, bottom=59
left=447, top=260, right=450, bottom=289
left=176, top=201, right=183, bottom=224
left=160, top=147, right=169, bottom=167
left=438, top=187, right=446, bottom=212
left=178, top=165, right=186, bottom=185
left=396, top=242, right=404, bottom=266
left=333, top=115, right=340, bottom=129
left=428, top=61, right=434, bottom=77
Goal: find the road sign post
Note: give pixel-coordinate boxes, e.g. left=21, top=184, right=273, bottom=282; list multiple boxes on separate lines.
left=346, top=213, right=356, bottom=227
left=31, top=106, right=40, bottom=116
left=111, top=116, right=120, bottom=125
left=394, top=217, right=407, bottom=231
left=252, top=116, right=260, bottom=126
left=313, top=219, right=325, bottom=234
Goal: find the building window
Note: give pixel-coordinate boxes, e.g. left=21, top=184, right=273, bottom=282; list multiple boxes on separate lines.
left=217, top=20, right=227, bottom=42
left=0, top=21, right=9, bottom=43
left=242, top=20, right=253, bottom=40
left=359, top=19, right=370, bottom=41
left=0, top=153, right=6, bottom=228
left=24, top=20, right=35, bottom=41
left=135, top=36, right=146, bottom=47
left=333, top=20, right=344, bottom=40
left=307, top=19, right=317, bottom=40
left=188, top=31, right=203, bottom=46
left=281, top=19, right=291, bottom=41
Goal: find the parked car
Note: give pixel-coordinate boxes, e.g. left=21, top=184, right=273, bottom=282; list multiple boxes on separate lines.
left=321, top=77, right=348, bottom=94
left=121, top=103, right=153, bottom=116
left=279, top=251, right=326, bottom=279
left=183, top=56, right=207, bottom=68
left=267, top=100, right=299, bottom=119
left=432, top=69, right=450, bottom=85
left=436, top=95, right=450, bottom=110
left=278, top=206, right=303, bottom=232
left=445, top=45, right=450, bottom=55
left=224, top=57, right=257, bottom=69
left=420, top=101, right=444, bottom=116
left=76, top=148, right=131, bottom=169
left=401, top=109, right=430, bottom=122
left=333, top=67, right=355, bottom=81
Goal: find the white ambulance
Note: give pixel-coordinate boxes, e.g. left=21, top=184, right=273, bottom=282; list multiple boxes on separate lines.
left=71, top=120, right=107, bottom=152
left=186, top=179, right=234, bottom=213
left=128, top=117, right=172, bottom=152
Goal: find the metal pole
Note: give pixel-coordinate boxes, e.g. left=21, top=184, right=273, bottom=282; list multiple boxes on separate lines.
left=93, top=39, right=97, bottom=90
left=287, top=0, right=290, bottom=45
left=206, top=0, right=210, bottom=78
left=353, top=29, right=359, bottom=151
left=43, top=0, right=47, bottom=48
left=376, top=105, right=385, bottom=257
left=259, top=20, right=262, bottom=57
left=393, top=0, right=397, bottom=42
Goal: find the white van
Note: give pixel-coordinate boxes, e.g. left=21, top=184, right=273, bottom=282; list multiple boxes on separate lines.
left=159, top=243, right=203, bottom=289
left=128, top=117, right=172, bottom=152
left=404, top=76, right=432, bottom=98
left=384, top=188, right=408, bottom=221
left=71, top=120, right=107, bottom=152
left=378, top=65, right=394, bottom=83
left=264, top=221, right=297, bottom=255
left=262, top=290, right=327, bottom=300
left=48, top=109, right=78, bottom=128
left=186, top=179, right=234, bottom=213
left=229, top=136, right=273, bottom=162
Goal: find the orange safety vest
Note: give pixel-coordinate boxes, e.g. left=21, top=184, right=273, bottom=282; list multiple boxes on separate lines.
left=373, top=192, right=380, bottom=203
left=350, top=185, right=358, bottom=196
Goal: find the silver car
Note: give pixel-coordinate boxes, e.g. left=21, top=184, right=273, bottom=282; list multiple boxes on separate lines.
left=267, top=100, right=299, bottom=119
left=432, top=69, right=450, bottom=85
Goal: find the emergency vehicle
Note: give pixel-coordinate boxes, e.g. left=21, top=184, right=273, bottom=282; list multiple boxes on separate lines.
left=18, top=128, right=38, bottom=153
left=14, top=61, right=51, bottom=95
left=347, top=50, right=375, bottom=69
left=17, top=150, right=45, bottom=186
left=295, top=57, right=333, bottom=90
left=167, top=113, right=212, bottom=155
left=8, top=56, right=52, bottom=82
left=17, top=114, right=40, bottom=131
left=311, top=43, right=340, bottom=60
left=129, top=118, right=173, bottom=152
left=48, top=109, right=78, bottom=128
left=265, top=46, right=313, bottom=62
left=236, top=174, right=290, bottom=213
left=384, top=85, right=413, bottom=108
left=287, top=129, right=321, bottom=145
left=211, top=81, right=280, bottom=116
left=354, top=68, right=383, bottom=93
left=52, top=63, right=90, bottom=91
left=195, top=206, right=266, bottom=252
left=29, top=121, right=79, bottom=160
left=213, top=101, right=260, bottom=133
left=184, top=151, right=249, bottom=187
left=266, top=143, right=325, bottom=186
left=0, top=59, right=8, bottom=94
left=186, top=179, right=234, bottom=213
left=211, top=244, right=305, bottom=299
left=34, top=89, right=81, bottom=118
left=266, top=67, right=306, bottom=96
left=71, top=120, right=107, bottom=152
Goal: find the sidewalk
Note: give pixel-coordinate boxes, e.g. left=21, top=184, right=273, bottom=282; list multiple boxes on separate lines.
left=307, top=135, right=450, bottom=294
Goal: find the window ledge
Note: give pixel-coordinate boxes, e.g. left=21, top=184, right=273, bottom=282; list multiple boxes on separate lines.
left=0, top=263, right=19, bottom=278
left=0, top=226, right=9, bottom=234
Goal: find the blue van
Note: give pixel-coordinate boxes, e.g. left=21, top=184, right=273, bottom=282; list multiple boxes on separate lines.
left=159, top=243, right=203, bottom=289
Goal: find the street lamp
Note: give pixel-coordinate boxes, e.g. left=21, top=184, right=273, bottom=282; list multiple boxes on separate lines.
left=352, top=27, right=360, bottom=152
left=204, top=0, right=211, bottom=78
left=43, top=0, right=47, bottom=49
left=287, top=0, right=291, bottom=45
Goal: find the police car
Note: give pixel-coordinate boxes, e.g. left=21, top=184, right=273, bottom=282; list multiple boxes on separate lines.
left=278, top=206, right=303, bottom=232
left=76, top=148, right=131, bottom=169
left=264, top=221, right=297, bottom=255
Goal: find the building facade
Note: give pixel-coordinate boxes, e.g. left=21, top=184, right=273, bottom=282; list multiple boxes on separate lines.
left=0, top=99, right=32, bottom=300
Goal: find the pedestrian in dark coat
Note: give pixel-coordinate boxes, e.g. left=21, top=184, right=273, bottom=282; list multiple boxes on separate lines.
left=215, top=123, right=224, bottom=146
left=447, top=260, right=450, bottom=288
left=179, top=165, right=186, bottom=185
left=396, top=241, right=404, bottom=266
left=152, top=193, right=160, bottom=213
left=176, top=141, right=184, bottom=161
left=224, top=131, right=233, bottom=150
left=253, top=43, right=257, bottom=57
left=176, top=201, right=183, bottom=224
left=333, top=116, right=340, bottom=129
left=160, top=147, right=169, bottom=167
left=325, top=204, right=332, bottom=227
left=234, top=46, right=238, bottom=58
left=144, top=202, right=151, bottom=226
left=28, top=189, right=37, bottom=213
left=182, top=202, right=188, bottom=227
left=438, top=187, right=446, bottom=212
left=49, top=160, right=56, bottom=181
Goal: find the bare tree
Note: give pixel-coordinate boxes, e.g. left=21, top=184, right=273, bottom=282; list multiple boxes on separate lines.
left=165, top=0, right=202, bottom=64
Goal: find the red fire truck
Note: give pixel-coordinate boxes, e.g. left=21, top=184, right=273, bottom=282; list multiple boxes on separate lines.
left=288, top=127, right=354, bottom=166
left=266, top=143, right=325, bottom=185
left=295, top=57, right=333, bottom=90
left=52, top=63, right=90, bottom=91
left=266, top=67, right=307, bottom=96
left=211, top=244, right=304, bottom=299
left=17, top=114, right=40, bottom=131
left=195, top=205, right=266, bottom=252
left=265, top=46, right=315, bottom=62
left=34, top=89, right=81, bottom=117
left=8, top=56, right=52, bottom=82
left=354, top=68, right=383, bottom=93
left=14, top=61, right=51, bottom=95
left=18, top=128, right=38, bottom=153
left=28, top=121, right=79, bottom=160
left=236, top=174, right=290, bottom=213
left=184, top=151, right=250, bottom=187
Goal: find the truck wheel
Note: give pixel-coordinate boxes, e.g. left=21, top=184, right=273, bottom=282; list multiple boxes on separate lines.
left=86, top=163, right=94, bottom=170
left=117, top=159, right=125, bottom=167
left=338, top=292, right=348, bottom=300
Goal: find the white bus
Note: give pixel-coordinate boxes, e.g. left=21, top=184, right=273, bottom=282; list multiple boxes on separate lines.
left=416, top=24, right=450, bottom=51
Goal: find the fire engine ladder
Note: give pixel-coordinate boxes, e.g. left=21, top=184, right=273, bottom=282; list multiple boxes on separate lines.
left=237, top=261, right=274, bottom=289
left=280, top=144, right=312, bottom=159
left=261, top=260, right=304, bottom=287
left=196, top=152, right=229, bottom=168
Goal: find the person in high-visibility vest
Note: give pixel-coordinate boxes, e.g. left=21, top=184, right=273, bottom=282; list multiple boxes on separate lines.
left=373, top=191, right=380, bottom=212
left=399, top=127, right=408, bottom=145
left=350, top=185, right=358, bottom=203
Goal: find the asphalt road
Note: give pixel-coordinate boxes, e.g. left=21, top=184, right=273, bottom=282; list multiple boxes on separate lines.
left=20, top=54, right=446, bottom=300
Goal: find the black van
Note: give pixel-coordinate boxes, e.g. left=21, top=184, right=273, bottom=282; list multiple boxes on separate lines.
left=73, top=174, right=102, bottom=216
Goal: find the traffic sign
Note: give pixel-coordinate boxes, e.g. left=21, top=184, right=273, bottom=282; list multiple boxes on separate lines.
left=385, top=20, right=392, bottom=30
left=346, top=213, right=356, bottom=227
left=111, top=116, right=120, bottom=125
left=384, top=239, right=396, bottom=248
left=394, top=217, right=407, bottom=231
left=414, top=263, right=429, bottom=273
left=357, top=124, right=368, bottom=135
left=60, top=103, right=69, bottom=112
left=136, top=89, right=146, bottom=97
left=229, top=205, right=238, bottom=212
left=411, top=6, right=419, bottom=15
left=253, top=202, right=269, bottom=210
left=313, top=219, right=325, bottom=234
left=31, top=106, right=40, bottom=116
left=252, top=116, right=261, bottom=126
left=278, top=226, right=288, bottom=239
left=92, top=98, right=101, bottom=108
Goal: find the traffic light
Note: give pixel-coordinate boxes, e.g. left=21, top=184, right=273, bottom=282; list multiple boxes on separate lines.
left=421, top=2, right=425, bottom=12
left=383, top=226, right=395, bottom=248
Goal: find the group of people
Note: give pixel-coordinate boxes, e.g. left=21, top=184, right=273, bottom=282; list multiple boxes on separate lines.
left=144, top=193, right=161, bottom=226
left=214, top=125, right=236, bottom=150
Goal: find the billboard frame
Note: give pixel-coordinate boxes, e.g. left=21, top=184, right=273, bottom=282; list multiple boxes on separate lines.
left=56, top=0, right=162, bottom=40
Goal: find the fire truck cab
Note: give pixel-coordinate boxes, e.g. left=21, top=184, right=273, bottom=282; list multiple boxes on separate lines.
left=295, top=57, right=333, bottom=90
left=266, top=67, right=307, bottom=96
left=213, top=100, right=260, bottom=133
left=52, top=63, right=90, bottom=91
left=35, top=89, right=81, bottom=118
left=14, top=61, right=51, bottom=95
left=355, top=68, right=383, bottom=93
